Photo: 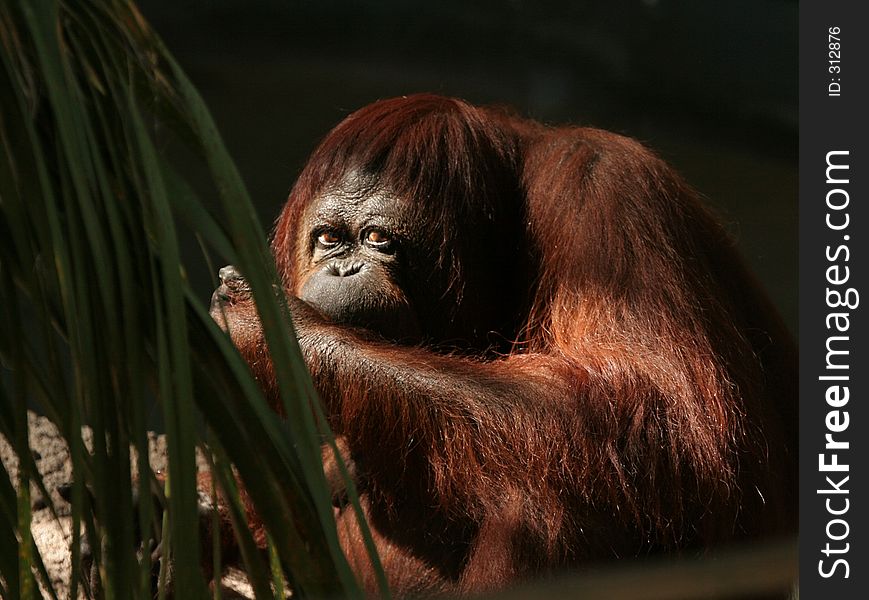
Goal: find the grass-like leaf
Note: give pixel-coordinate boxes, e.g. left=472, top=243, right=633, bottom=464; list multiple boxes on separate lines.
left=0, top=1, right=381, bottom=597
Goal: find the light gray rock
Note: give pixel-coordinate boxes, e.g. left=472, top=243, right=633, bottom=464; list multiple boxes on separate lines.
left=0, top=411, right=258, bottom=598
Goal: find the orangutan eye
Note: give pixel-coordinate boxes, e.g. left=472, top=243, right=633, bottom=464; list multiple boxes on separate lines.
left=317, top=230, right=341, bottom=247
left=365, top=229, right=391, bottom=247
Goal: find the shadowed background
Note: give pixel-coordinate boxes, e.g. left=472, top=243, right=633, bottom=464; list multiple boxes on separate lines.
left=138, top=0, right=797, bottom=333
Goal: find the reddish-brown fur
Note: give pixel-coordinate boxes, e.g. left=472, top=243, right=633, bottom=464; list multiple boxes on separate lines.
left=215, top=94, right=797, bottom=596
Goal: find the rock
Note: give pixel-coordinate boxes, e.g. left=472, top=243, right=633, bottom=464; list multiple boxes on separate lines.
left=0, top=411, right=259, bottom=598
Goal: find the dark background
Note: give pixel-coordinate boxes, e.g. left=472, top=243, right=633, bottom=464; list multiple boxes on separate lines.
left=139, top=0, right=798, bottom=333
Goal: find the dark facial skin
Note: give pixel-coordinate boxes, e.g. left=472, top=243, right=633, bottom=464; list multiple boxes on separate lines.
left=296, top=188, right=422, bottom=342
left=211, top=187, right=425, bottom=343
